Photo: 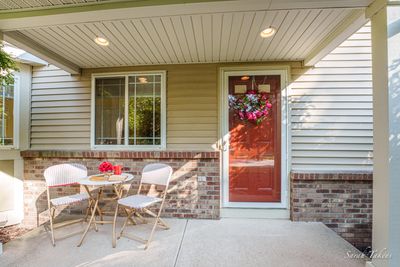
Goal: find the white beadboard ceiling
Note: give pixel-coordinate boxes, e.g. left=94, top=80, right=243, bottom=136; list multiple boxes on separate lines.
left=13, top=8, right=357, bottom=68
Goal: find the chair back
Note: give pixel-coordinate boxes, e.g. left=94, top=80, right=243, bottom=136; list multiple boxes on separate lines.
left=44, top=163, right=87, bottom=187
left=141, top=163, right=173, bottom=187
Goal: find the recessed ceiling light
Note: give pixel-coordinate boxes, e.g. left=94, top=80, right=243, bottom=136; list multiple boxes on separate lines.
left=241, top=76, right=250, bottom=81
left=94, top=37, right=109, bottom=46
left=260, top=27, right=276, bottom=38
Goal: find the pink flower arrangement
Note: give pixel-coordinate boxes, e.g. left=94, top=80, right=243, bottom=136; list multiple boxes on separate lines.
left=229, top=90, right=273, bottom=124
left=98, top=161, right=113, bottom=173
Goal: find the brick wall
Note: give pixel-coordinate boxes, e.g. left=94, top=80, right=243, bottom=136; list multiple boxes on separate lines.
left=290, top=172, right=373, bottom=251
left=21, top=150, right=220, bottom=228
left=21, top=150, right=373, bottom=252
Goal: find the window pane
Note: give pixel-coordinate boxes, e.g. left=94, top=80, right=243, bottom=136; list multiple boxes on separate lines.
left=0, top=84, right=14, bottom=146
left=128, top=74, right=162, bottom=146
left=134, top=75, right=154, bottom=83
left=95, top=77, right=125, bottom=145
left=136, top=138, right=155, bottom=145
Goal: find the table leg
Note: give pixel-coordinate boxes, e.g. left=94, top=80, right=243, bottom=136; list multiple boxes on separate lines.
left=78, top=188, right=101, bottom=247
left=97, top=189, right=104, bottom=224
left=83, top=185, right=98, bottom=232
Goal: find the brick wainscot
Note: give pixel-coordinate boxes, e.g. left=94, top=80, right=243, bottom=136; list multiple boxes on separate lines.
left=290, top=172, right=373, bottom=251
left=21, top=150, right=372, bottom=252
left=21, top=150, right=220, bottom=228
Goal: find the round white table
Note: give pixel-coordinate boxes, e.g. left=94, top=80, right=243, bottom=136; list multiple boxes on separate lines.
left=77, top=173, right=134, bottom=247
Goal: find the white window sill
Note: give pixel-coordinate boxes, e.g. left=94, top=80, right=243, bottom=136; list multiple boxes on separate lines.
left=0, top=146, right=17, bottom=150
left=91, top=145, right=165, bottom=151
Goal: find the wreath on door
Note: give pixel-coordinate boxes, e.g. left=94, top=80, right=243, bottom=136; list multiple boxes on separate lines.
left=228, top=90, right=272, bottom=125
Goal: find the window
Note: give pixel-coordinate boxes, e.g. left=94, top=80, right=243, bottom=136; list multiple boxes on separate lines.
left=92, top=72, right=165, bottom=149
left=0, top=82, right=15, bottom=147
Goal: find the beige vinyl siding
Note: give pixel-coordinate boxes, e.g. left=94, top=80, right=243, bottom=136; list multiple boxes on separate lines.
left=290, top=23, right=372, bottom=172
left=163, top=64, right=218, bottom=150
left=31, top=65, right=91, bottom=150
left=30, top=64, right=220, bottom=150
left=31, top=62, right=306, bottom=151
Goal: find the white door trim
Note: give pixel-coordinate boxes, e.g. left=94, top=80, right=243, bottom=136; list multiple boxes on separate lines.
left=219, top=66, right=291, bottom=209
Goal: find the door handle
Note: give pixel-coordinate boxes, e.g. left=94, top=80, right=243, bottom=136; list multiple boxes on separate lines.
left=223, top=141, right=228, bottom=152
left=219, top=140, right=228, bottom=151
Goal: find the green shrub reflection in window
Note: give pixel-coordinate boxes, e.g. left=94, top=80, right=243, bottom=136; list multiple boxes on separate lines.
left=128, top=75, right=161, bottom=146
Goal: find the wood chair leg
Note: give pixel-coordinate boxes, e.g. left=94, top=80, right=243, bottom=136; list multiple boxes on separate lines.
left=143, top=208, right=168, bottom=229
left=157, top=217, right=170, bottom=230
left=144, top=216, right=159, bottom=250
left=134, top=211, right=147, bottom=224
left=119, top=209, right=133, bottom=239
left=124, top=208, right=137, bottom=225
left=143, top=198, right=168, bottom=250
left=49, top=207, right=56, bottom=246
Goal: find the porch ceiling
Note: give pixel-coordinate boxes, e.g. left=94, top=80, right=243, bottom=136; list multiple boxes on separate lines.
left=15, top=9, right=361, bottom=68
left=0, top=0, right=373, bottom=70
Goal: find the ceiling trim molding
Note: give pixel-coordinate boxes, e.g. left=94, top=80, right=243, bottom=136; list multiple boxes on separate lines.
left=0, top=0, right=229, bottom=18
left=303, top=9, right=368, bottom=67
left=366, top=0, right=387, bottom=18
left=3, top=31, right=81, bottom=74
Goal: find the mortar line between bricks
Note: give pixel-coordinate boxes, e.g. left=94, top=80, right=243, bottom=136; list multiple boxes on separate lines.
left=173, top=219, right=188, bottom=267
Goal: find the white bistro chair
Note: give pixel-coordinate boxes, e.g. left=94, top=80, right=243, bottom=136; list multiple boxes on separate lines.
left=113, top=163, right=173, bottom=249
left=44, top=163, right=89, bottom=246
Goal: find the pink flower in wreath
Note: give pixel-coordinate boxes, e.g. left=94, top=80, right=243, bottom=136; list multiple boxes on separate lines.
left=228, top=92, right=273, bottom=124
left=254, top=110, right=263, bottom=118
left=246, top=112, right=252, bottom=120
left=246, top=112, right=256, bottom=121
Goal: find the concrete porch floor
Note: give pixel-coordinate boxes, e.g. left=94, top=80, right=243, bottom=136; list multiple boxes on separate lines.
left=0, top=218, right=367, bottom=267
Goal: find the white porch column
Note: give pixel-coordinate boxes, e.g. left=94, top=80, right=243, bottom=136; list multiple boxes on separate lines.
left=370, top=2, right=400, bottom=267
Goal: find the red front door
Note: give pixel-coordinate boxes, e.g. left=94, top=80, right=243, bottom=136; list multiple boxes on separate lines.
left=228, top=75, right=281, bottom=202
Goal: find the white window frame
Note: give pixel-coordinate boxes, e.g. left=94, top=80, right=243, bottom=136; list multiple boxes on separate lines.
left=0, top=77, right=19, bottom=150
left=91, top=71, right=166, bottom=150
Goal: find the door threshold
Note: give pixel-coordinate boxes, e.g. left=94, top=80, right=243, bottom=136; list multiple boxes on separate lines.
left=220, top=208, right=289, bottom=219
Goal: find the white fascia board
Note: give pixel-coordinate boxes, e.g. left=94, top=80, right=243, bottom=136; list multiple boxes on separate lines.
left=16, top=53, right=48, bottom=66
left=271, top=0, right=374, bottom=9
left=3, top=31, right=80, bottom=74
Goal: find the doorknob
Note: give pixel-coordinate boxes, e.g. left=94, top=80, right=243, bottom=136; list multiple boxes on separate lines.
left=219, top=140, right=228, bottom=151
left=222, top=140, right=228, bottom=152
